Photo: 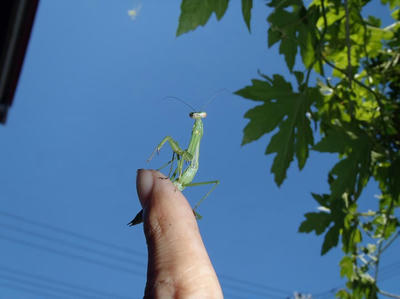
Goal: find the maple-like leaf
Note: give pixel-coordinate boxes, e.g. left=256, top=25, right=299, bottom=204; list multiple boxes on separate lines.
left=236, top=75, right=318, bottom=186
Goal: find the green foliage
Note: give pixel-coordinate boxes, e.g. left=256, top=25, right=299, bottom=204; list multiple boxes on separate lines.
left=235, top=75, right=318, bottom=185
left=241, top=0, right=252, bottom=32
left=176, top=0, right=251, bottom=36
left=176, top=0, right=400, bottom=297
left=267, top=1, right=320, bottom=71
left=176, top=0, right=229, bottom=36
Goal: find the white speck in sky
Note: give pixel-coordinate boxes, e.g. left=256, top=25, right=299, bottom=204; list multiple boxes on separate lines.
left=128, top=3, right=142, bottom=21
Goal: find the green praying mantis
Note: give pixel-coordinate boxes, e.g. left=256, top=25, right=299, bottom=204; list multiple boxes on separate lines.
left=128, top=101, right=220, bottom=226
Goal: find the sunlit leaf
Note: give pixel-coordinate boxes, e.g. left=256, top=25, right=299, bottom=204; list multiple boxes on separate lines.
left=340, top=256, right=354, bottom=279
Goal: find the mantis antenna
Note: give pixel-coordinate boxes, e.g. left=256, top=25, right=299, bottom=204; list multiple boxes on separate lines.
left=162, top=96, right=197, bottom=112
left=163, top=88, right=230, bottom=112
left=200, top=88, right=230, bottom=111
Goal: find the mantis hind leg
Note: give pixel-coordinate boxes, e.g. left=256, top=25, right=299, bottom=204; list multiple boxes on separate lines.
left=183, top=180, right=220, bottom=217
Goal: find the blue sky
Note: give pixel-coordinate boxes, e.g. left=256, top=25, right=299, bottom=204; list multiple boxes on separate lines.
left=0, top=1, right=398, bottom=298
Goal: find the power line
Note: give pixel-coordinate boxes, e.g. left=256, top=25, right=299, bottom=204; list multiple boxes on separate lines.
left=0, top=232, right=276, bottom=298
left=222, top=291, right=247, bottom=299
left=0, top=233, right=144, bottom=277
left=0, top=221, right=146, bottom=267
left=0, top=210, right=146, bottom=257
left=312, top=287, right=341, bottom=299
left=0, top=265, right=132, bottom=299
left=0, top=273, right=104, bottom=299
left=0, top=281, right=72, bottom=299
left=220, top=280, right=286, bottom=298
left=219, top=273, right=290, bottom=296
left=312, top=260, right=400, bottom=298
left=380, top=260, right=400, bottom=279
left=0, top=210, right=295, bottom=297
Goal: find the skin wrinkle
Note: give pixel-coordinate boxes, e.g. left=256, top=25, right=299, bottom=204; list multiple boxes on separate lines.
left=147, top=264, right=217, bottom=298
left=146, top=233, right=216, bottom=297
left=139, top=170, right=223, bottom=298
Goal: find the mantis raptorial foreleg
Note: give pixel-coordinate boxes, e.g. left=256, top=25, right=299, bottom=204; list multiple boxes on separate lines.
left=147, top=136, right=193, bottom=163
left=156, top=152, right=178, bottom=178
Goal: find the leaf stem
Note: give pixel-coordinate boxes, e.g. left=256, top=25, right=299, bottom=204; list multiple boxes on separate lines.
left=321, top=55, right=379, bottom=100
left=344, top=0, right=352, bottom=85
left=374, top=198, right=395, bottom=281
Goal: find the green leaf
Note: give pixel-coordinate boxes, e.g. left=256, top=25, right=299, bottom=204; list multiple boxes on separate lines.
left=340, top=256, right=354, bottom=279
left=342, top=226, right=362, bottom=253
left=311, top=193, right=330, bottom=206
left=268, top=27, right=281, bottom=47
left=176, top=0, right=229, bottom=36
left=293, top=71, right=304, bottom=86
left=336, top=289, right=351, bottom=299
left=392, top=9, right=400, bottom=20
left=299, top=212, right=332, bottom=235
left=267, top=9, right=298, bottom=71
left=327, top=130, right=371, bottom=200
left=268, top=0, right=303, bottom=8
left=266, top=119, right=295, bottom=185
left=212, top=0, right=230, bottom=19
left=388, top=158, right=400, bottom=203
left=367, top=15, right=381, bottom=27
left=241, top=103, right=286, bottom=145
left=313, top=128, right=351, bottom=154
left=298, top=24, right=315, bottom=68
left=321, top=224, right=340, bottom=255
left=381, top=0, right=400, bottom=10
left=235, top=76, right=293, bottom=102
left=237, top=75, right=316, bottom=185
left=295, top=92, right=314, bottom=169
left=241, top=0, right=252, bottom=32
left=279, top=37, right=297, bottom=71
left=330, top=156, right=358, bottom=200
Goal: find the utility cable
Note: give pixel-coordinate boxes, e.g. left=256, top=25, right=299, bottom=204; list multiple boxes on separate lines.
left=0, top=265, right=132, bottom=299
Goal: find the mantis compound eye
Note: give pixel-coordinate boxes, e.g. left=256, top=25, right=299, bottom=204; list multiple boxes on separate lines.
left=189, top=112, right=207, bottom=119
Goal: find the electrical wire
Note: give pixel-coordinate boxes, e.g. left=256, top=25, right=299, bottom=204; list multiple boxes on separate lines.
left=380, top=260, right=400, bottom=282
left=0, top=265, right=132, bottom=299
left=0, top=221, right=146, bottom=267
left=0, top=273, right=104, bottom=299
left=220, top=280, right=286, bottom=298
left=219, top=273, right=290, bottom=296
left=312, top=260, right=400, bottom=298
left=0, top=210, right=146, bottom=257
left=0, top=210, right=295, bottom=298
left=0, top=281, right=72, bottom=299
left=0, top=233, right=144, bottom=277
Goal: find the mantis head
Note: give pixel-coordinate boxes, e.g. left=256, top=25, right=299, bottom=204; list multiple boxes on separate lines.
left=190, top=112, right=207, bottom=119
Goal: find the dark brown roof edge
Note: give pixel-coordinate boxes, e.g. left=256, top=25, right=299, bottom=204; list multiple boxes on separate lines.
left=0, top=0, right=40, bottom=124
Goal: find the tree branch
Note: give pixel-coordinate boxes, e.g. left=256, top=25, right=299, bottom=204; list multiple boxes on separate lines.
left=374, top=198, right=396, bottom=281
left=379, top=289, right=400, bottom=299
left=344, top=0, right=352, bottom=85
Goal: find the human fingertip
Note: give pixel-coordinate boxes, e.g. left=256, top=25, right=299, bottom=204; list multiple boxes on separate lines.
left=136, top=169, right=154, bottom=206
